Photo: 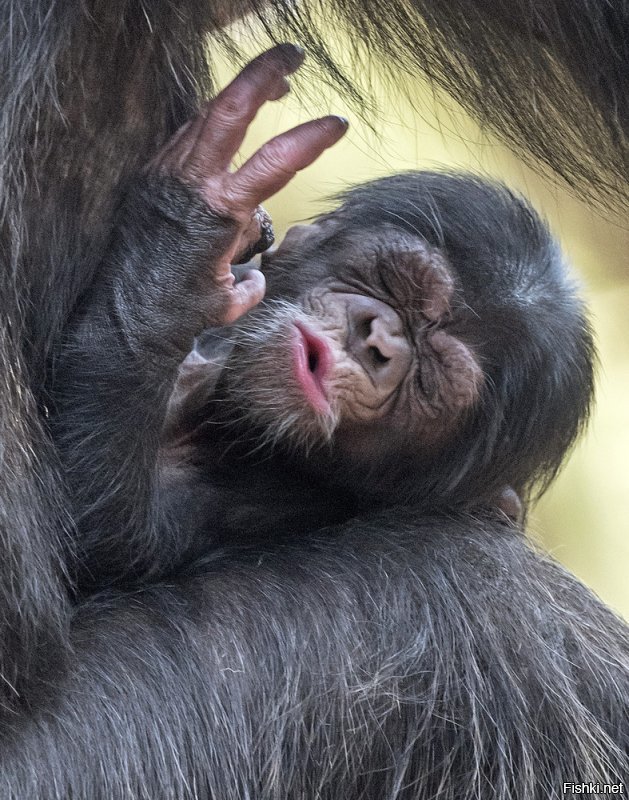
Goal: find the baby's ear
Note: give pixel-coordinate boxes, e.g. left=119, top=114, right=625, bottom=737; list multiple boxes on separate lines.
left=490, top=486, right=523, bottom=524
left=272, top=221, right=325, bottom=255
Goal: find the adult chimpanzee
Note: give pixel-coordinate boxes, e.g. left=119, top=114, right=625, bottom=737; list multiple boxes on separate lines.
left=0, top=0, right=626, bottom=797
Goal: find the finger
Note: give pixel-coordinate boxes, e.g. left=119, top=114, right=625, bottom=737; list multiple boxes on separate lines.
left=228, top=116, right=349, bottom=206
left=186, top=44, right=305, bottom=174
left=151, top=101, right=219, bottom=172
left=223, top=269, right=266, bottom=324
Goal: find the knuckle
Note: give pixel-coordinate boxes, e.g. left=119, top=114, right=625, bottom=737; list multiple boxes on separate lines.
left=212, top=100, right=240, bottom=124
left=257, top=143, right=294, bottom=177
left=212, top=91, right=250, bottom=124
left=182, top=157, right=209, bottom=185
left=313, top=118, right=332, bottom=134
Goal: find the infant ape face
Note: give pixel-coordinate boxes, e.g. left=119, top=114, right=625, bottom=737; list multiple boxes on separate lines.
left=214, top=173, right=594, bottom=505
left=222, top=221, right=482, bottom=468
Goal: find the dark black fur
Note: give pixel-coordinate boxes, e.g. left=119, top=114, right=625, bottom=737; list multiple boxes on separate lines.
left=334, top=0, right=629, bottom=210
left=1, top=515, right=628, bottom=798
left=0, top=1, right=627, bottom=797
left=52, top=175, right=240, bottom=586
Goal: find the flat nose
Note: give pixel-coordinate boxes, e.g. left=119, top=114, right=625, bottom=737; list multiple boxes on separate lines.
left=364, top=314, right=408, bottom=360
left=346, top=295, right=412, bottom=384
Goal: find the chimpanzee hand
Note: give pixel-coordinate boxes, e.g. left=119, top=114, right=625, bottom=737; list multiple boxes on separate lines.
left=150, top=43, right=348, bottom=326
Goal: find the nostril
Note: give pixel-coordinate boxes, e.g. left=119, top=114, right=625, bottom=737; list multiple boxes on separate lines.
left=369, top=346, right=390, bottom=366
left=358, top=316, right=376, bottom=340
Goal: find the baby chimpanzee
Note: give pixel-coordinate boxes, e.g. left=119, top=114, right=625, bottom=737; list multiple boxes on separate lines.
left=163, top=171, right=593, bottom=555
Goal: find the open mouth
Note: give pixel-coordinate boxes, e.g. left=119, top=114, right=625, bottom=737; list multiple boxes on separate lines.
left=292, top=322, right=332, bottom=414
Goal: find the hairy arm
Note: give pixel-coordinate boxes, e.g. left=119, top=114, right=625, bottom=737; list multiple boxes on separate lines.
left=1, top=514, right=628, bottom=799
left=50, top=46, right=347, bottom=587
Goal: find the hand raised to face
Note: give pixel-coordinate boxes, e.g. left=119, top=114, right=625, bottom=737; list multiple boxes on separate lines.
left=151, top=43, right=349, bottom=325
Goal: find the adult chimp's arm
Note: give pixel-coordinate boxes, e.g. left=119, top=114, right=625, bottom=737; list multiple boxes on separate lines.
left=50, top=46, right=347, bottom=587
left=1, top=514, right=627, bottom=799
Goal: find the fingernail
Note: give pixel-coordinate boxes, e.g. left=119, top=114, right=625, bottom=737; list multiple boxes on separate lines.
left=275, top=43, right=306, bottom=71
left=335, top=116, right=350, bottom=129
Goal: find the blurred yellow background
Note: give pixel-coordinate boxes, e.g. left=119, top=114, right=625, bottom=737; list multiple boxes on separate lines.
left=218, top=33, right=629, bottom=620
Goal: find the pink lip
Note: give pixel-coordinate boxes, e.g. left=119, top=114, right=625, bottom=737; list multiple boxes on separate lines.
left=292, top=322, right=332, bottom=414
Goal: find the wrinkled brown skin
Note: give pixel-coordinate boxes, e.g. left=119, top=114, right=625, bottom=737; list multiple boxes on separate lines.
left=226, top=227, right=482, bottom=447
left=203, top=227, right=485, bottom=487
left=149, top=44, right=348, bottom=325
